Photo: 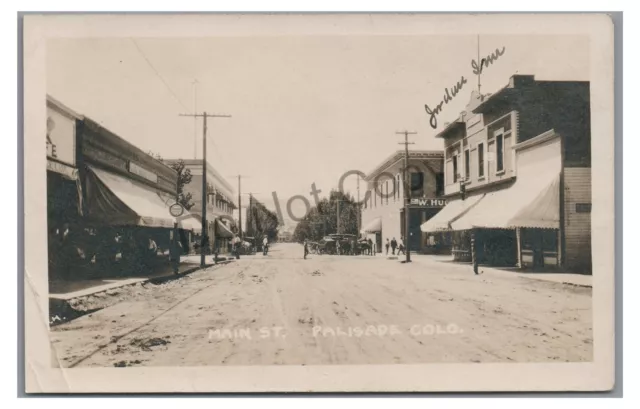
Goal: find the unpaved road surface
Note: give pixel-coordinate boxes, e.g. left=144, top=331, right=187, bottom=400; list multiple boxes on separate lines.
left=50, top=243, right=592, bottom=367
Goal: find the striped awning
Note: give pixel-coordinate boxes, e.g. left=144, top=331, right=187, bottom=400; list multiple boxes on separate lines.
left=215, top=219, right=235, bottom=238
left=85, top=166, right=176, bottom=228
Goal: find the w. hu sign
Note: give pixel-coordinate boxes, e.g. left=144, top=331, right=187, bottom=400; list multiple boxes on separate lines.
left=410, top=198, right=447, bottom=208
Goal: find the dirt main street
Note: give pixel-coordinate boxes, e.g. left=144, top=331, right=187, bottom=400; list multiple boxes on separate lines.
left=50, top=243, right=593, bottom=367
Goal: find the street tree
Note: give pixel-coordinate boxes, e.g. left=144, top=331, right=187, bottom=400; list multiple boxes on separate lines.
left=169, top=159, right=195, bottom=211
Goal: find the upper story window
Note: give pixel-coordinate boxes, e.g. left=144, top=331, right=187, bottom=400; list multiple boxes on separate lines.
left=464, top=149, right=470, bottom=180
left=410, top=172, right=424, bottom=198
left=385, top=181, right=389, bottom=204
left=374, top=185, right=377, bottom=207
left=477, top=142, right=485, bottom=178
left=452, top=156, right=458, bottom=183
left=496, top=131, right=505, bottom=173
left=435, top=173, right=444, bottom=197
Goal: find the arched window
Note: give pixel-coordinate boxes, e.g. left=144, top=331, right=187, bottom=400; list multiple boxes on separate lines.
left=385, top=181, right=389, bottom=205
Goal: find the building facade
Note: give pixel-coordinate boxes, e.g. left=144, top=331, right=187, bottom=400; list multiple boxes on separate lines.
left=47, top=96, right=83, bottom=279
left=163, top=159, right=237, bottom=254
left=47, top=95, right=203, bottom=281
left=422, top=75, right=591, bottom=272
left=361, top=150, right=445, bottom=253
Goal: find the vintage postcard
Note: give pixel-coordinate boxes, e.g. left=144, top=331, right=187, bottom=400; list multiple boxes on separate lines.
left=22, top=13, right=615, bottom=393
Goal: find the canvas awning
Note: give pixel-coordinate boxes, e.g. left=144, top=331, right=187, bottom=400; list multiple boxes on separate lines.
left=84, top=166, right=176, bottom=228
left=452, top=173, right=560, bottom=230
left=215, top=219, right=235, bottom=238
left=420, top=194, right=485, bottom=232
left=362, top=217, right=382, bottom=233
left=178, top=216, right=202, bottom=234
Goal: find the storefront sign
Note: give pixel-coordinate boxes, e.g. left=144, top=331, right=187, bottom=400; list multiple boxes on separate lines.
left=410, top=198, right=448, bottom=208
left=169, top=202, right=185, bottom=217
left=129, top=162, right=158, bottom=184
left=575, top=203, right=592, bottom=213
left=46, top=106, right=76, bottom=166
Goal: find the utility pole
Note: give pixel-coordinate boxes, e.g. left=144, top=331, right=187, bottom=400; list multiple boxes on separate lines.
left=191, top=79, right=199, bottom=159
left=180, top=111, right=231, bottom=268
left=356, top=174, right=361, bottom=238
left=238, top=176, right=242, bottom=238
left=336, top=200, right=340, bottom=234
left=230, top=176, right=251, bottom=238
left=397, top=130, right=417, bottom=263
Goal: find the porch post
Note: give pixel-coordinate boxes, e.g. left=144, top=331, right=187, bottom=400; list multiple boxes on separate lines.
left=471, top=229, right=478, bottom=275
left=516, top=227, right=523, bottom=269
left=557, top=229, right=562, bottom=267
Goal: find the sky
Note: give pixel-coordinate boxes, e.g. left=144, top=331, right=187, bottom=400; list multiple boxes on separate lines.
left=47, top=34, right=589, bottom=225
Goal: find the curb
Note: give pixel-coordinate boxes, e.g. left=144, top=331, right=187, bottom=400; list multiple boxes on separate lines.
left=413, top=256, right=593, bottom=288
left=49, top=259, right=235, bottom=325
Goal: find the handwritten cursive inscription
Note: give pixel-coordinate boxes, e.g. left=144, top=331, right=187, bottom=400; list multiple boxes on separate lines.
left=424, top=45, right=506, bottom=129
left=424, top=76, right=468, bottom=129
left=471, top=46, right=506, bottom=75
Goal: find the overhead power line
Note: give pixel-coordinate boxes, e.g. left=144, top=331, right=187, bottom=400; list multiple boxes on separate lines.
left=130, top=38, right=189, bottom=112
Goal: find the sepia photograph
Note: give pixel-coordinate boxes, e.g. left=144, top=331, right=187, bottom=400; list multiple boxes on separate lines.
left=22, top=13, right=615, bottom=393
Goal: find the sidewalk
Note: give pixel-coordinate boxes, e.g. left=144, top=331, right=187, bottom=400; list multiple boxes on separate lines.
left=408, top=253, right=593, bottom=288
left=49, top=257, right=208, bottom=301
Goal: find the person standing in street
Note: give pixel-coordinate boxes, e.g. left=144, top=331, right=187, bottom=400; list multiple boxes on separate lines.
left=385, top=238, right=390, bottom=255
left=170, top=234, right=182, bottom=275
left=233, top=236, right=241, bottom=259
left=367, top=238, right=373, bottom=255
left=390, top=237, right=398, bottom=255
left=303, top=240, right=309, bottom=259
left=262, top=235, right=269, bottom=256
left=398, top=237, right=405, bottom=255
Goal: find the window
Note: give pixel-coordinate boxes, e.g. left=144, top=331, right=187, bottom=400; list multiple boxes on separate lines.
left=496, top=133, right=504, bottom=172
left=464, top=149, right=470, bottom=180
left=477, top=143, right=485, bottom=178
left=452, top=156, right=458, bottom=183
left=374, top=186, right=377, bottom=207
left=410, top=172, right=424, bottom=198
left=436, top=173, right=444, bottom=196
left=385, top=181, right=389, bottom=204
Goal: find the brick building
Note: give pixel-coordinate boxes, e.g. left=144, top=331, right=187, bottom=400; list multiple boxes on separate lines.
left=361, top=150, right=445, bottom=253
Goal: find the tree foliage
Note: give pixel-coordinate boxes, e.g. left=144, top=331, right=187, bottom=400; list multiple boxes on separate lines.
left=169, top=159, right=195, bottom=211
left=245, top=195, right=280, bottom=241
left=292, top=190, right=361, bottom=243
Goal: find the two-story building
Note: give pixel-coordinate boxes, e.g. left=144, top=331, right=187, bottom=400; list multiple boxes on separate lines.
left=361, top=150, right=445, bottom=253
left=421, top=75, right=591, bottom=272
left=163, top=159, right=237, bottom=254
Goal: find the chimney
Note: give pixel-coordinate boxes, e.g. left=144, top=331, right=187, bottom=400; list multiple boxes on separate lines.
left=509, top=75, right=535, bottom=88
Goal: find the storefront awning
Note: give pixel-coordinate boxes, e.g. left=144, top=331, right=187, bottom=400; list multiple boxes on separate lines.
left=420, top=194, right=485, bottom=232
left=215, top=219, right=235, bottom=238
left=362, top=217, right=382, bottom=233
left=178, top=216, right=202, bottom=234
left=504, top=174, right=560, bottom=229
left=452, top=173, right=560, bottom=230
left=85, top=166, right=176, bottom=228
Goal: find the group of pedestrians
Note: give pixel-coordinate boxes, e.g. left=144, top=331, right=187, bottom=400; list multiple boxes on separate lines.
left=384, top=237, right=405, bottom=256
